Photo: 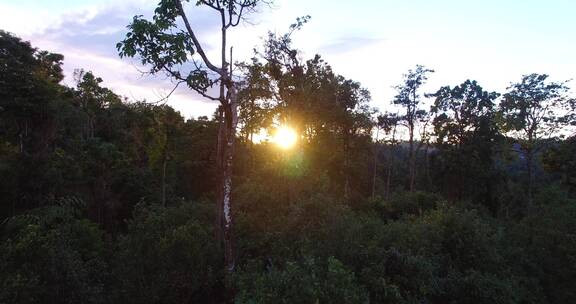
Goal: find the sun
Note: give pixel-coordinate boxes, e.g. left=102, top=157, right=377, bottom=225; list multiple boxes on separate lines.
left=273, top=126, right=297, bottom=149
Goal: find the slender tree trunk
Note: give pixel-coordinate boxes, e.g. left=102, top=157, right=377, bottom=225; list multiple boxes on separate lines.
left=408, top=122, right=416, bottom=192
left=218, top=42, right=239, bottom=273
left=385, top=161, right=392, bottom=200
left=161, top=148, right=167, bottom=207
left=385, top=127, right=397, bottom=200
left=215, top=107, right=225, bottom=244
left=424, top=144, right=431, bottom=190
left=458, top=158, right=464, bottom=201
left=526, top=147, right=534, bottom=209
left=371, top=128, right=380, bottom=200
left=249, top=130, right=255, bottom=172
left=18, top=132, right=23, bottom=154
left=215, top=102, right=237, bottom=273
left=222, top=90, right=238, bottom=273
left=344, top=132, right=351, bottom=200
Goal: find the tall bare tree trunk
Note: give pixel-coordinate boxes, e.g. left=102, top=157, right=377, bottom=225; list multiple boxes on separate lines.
left=18, top=133, right=23, bottom=154
left=215, top=107, right=225, bottom=244
left=371, top=128, right=380, bottom=200
left=221, top=88, right=238, bottom=273
left=408, top=122, right=416, bottom=192
left=526, top=146, right=534, bottom=209
left=344, top=132, right=351, bottom=200
left=119, top=0, right=269, bottom=286
left=385, top=126, right=397, bottom=200
left=161, top=149, right=167, bottom=207
left=424, top=143, right=431, bottom=190
left=385, top=158, right=393, bottom=200
left=249, top=128, right=255, bottom=172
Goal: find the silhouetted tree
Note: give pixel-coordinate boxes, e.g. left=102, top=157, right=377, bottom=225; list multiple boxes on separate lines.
left=376, top=113, right=400, bottom=199
left=393, top=65, right=434, bottom=191
left=117, top=0, right=270, bottom=273
left=500, top=74, right=572, bottom=207
left=430, top=80, right=501, bottom=209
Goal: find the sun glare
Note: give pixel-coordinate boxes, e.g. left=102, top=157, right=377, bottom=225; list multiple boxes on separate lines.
left=273, top=126, right=297, bottom=149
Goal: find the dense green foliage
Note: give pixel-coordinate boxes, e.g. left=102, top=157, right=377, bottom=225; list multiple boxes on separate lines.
left=1, top=28, right=576, bottom=304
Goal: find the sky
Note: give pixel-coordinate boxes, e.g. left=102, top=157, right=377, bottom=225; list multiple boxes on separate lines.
left=1, top=0, right=575, bottom=119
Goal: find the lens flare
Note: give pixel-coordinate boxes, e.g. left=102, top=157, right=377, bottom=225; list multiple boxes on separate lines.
left=273, top=126, right=297, bottom=149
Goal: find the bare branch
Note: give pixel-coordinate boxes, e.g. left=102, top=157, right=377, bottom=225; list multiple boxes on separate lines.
left=152, top=80, right=185, bottom=105
left=191, top=86, right=221, bottom=101
left=230, top=3, right=246, bottom=27
left=176, top=0, right=222, bottom=74
left=162, top=66, right=220, bottom=101
left=199, top=0, right=221, bottom=11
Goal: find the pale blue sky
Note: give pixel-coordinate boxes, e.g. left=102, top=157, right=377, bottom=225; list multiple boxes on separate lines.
left=1, top=0, right=575, bottom=118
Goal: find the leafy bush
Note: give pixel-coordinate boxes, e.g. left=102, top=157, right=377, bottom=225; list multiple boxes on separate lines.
left=505, top=186, right=576, bottom=303
left=374, top=191, right=442, bottom=219
left=234, top=257, right=368, bottom=304
left=0, top=198, right=108, bottom=304
left=112, top=200, right=221, bottom=303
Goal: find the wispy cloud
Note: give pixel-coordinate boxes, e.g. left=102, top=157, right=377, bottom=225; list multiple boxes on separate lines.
left=320, top=35, right=385, bottom=55
left=1, top=1, right=224, bottom=118
left=2, top=0, right=575, bottom=117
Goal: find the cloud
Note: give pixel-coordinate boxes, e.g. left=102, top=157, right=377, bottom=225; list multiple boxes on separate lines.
left=8, top=1, right=225, bottom=118
left=7, top=0, right=574, bottom=121
left=319, top=35, right=385, bottom=55
left=0, top=0, right=283, bottom=118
